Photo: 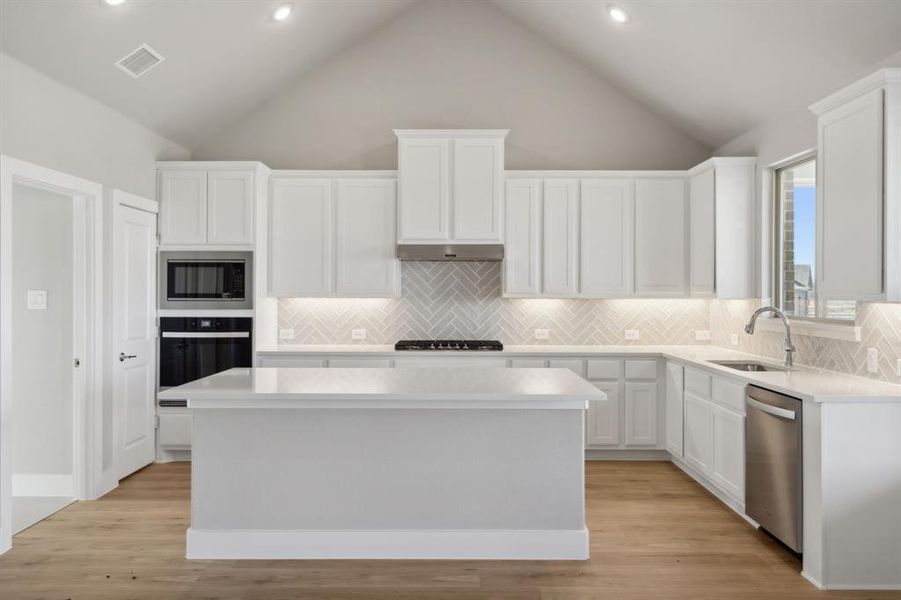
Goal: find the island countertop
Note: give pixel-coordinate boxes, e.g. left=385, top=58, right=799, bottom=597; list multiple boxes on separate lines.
left=158, top=367, right=604, bottom=410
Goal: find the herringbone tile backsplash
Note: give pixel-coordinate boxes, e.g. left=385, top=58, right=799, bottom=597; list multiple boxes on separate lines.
left=278, top=262, right=710, bottom=346
left=277, top=262, right=901, bottom=384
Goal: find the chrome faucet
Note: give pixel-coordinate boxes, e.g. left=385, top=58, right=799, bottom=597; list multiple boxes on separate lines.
left=744, top=306, right=796, bottom=367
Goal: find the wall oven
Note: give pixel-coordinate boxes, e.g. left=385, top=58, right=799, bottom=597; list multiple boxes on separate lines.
left=159, top=251, right=253, bottom=310
left=159, top=317, right=253, bottom=392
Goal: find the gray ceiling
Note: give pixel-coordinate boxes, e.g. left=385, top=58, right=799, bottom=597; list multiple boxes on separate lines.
left=2, top=0, right=901, bottom=151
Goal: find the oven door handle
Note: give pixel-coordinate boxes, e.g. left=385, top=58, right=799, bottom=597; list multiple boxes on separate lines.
left=161, top=332, right=250, bottom=338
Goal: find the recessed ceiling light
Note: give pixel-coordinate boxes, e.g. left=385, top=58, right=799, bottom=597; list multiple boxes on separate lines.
left=103, top=0, right=126, bottom=5
left=608, top=5, right=630, bottom=24
left=273, top=4, right=293, bottom=21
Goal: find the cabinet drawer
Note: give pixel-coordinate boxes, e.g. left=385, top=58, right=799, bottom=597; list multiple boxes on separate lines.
left=548, top=359, right=585, bottom=377
left=257, top=356, right=325, bottom=368
left=712, top=377, right=746, bottom=414
left=328, top=359, right=391, bottom=368
left=510, top=359, right=547, bottom=368
left=684, top=368, right=712, bottom=398
left=625, top=360, right=657, bottom=380
left=158, top=412, right=192, bottom=448
left=587, top=359, right=621, bottom=380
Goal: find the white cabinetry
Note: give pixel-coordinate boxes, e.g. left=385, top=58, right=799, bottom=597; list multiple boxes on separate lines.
left=587, top=381, right=620, bottom=446
left=269, top=175, right=399, bottom=298
left=624, top=382, right=658, bottom=446
left=665, top=362, right=684, bottom=457
left=687, top=158, right=756, bottom=298
left=504, top=179, right=541, bottom=295
left=711, top=404, right=745, bottom=499
left=583, top=358, right=662, bottom=450
left=809, top=70, right=901, bottom=302
left=635, top=177, right=687, bottom=296
left=158, top=162, right=264, bottom=248
left=396, top=130, right=507, bottom=244
left=682, top=389, right=713, bottom=473
left=580, top=179, right=634, bottom=296
left=542, top=180, right=579, bottom=295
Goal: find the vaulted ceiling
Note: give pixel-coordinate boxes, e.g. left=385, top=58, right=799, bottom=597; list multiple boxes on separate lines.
left=2, top=0, right=900, bottom=151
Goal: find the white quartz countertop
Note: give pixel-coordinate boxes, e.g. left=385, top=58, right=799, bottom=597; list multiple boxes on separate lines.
left=256, top=345, right=901, bottom=403
left=157, top=367, right=603, bottom=410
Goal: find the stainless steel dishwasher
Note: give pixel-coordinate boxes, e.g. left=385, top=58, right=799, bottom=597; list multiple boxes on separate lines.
left=745, top=385, right=803, bottom=552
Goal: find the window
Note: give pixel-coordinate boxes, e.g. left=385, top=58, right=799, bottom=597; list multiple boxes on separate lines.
left=774, top=157, right=856, bottom=321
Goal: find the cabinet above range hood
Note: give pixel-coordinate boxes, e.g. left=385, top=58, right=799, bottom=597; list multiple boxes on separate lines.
left=396, top=243, right=504, bottom=262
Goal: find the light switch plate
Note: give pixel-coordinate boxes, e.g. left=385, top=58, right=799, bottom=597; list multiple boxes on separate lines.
left=534, top=329, right=550, bottom=340
left=278, top=328, right=295, bottom=341
left=351, top=328, right=366, bottom=341
left=695, top=330, right=711, bottom=341
left=730, top=333, right=740, bottom=346
left=624, top=329, right=640, bottom=340
left=26, top=290, right=47, bottom=310
left=866, top=348, right=878, bottom=374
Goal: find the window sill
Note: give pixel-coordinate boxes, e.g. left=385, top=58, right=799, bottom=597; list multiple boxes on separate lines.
left=757, top=316, right=861, bottom=342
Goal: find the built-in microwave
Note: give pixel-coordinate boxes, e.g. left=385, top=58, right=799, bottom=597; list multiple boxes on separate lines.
left=159, top=251, right=253, bottom=310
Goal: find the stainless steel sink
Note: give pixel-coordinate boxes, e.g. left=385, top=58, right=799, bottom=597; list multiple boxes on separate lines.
left=708, top=360, right=788, bottom=372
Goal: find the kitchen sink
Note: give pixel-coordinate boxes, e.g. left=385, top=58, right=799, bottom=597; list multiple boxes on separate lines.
left=708, top=360, right=788, bottom=372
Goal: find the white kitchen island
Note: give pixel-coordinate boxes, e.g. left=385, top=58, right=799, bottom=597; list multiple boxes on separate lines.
left=158, top=367, right=603, bottom=560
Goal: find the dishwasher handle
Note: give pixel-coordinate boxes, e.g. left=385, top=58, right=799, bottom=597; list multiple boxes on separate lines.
left=747, top=397, right=796, bottom=420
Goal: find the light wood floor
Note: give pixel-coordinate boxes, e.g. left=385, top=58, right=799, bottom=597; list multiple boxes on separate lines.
left=1, top=461, right=898, bottom=600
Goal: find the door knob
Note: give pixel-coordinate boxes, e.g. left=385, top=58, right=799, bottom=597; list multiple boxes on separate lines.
left=119, top=352, right=137, bottom=362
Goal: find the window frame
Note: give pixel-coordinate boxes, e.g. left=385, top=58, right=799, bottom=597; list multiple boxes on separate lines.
left=771, top=151, right=857, bottom=325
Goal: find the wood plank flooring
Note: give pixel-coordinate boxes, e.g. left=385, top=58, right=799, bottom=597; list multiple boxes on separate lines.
left=1, top=461, right=898, bottom=600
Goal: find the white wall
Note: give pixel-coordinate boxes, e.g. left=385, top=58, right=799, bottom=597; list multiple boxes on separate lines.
left=0, top=52, right=189, bottom=199
left=194, top=0, right=709, bottom=170
left=11, top=184, right=73, bottom=477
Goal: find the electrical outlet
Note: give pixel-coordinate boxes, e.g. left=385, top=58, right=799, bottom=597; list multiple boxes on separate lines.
left=534, top=329, right=550, bottom=340
left=351, top=328, right=366, bottom=341
left=624, top=329, right=640, bottom=341
left=730, top=333, right=740, bottom=346
left=896, top=358, right=901, bottom=378
left=695, top=330, right=711, bottom=341
left=26, top=289, right=47, bottom=310
left=278, top=328, right=295, bottom=341
left=866, top=348, right=878, bottom=374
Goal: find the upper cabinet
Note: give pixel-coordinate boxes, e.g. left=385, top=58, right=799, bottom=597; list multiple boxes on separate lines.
left=688, top=158, right=756, bottom=299
left=634, top=177, right=688, bottom=297
left=269, top=174, right=400, bottom=298
left=580, top=179, right=634, bottom=297
left=396, top=130, right=507, bottom=244
left=158, top=162, right=266, bottom=248
left=810, top=69, right=901, bottom=302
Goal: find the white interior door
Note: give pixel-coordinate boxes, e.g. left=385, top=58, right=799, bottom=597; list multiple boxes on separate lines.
left=113, top=203, right=157, bottom=479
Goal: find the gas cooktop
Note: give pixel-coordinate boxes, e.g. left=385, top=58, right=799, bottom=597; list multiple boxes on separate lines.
left=394, top=340, right=503, bottom=351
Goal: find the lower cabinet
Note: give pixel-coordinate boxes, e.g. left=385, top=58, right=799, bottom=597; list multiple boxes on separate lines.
left=683, top=390, right=713, bottom=473
left=587, top=382, right=621, bottom=446
left=665, top=362, right=684, bottom=456
left=624, top=382, right=657, bottom=446
left=711, top=404, right=745, bottom=500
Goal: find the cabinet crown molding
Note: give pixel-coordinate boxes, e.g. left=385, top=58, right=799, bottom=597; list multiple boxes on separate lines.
left=809, top=68, right=901, bottom=116
left=157, top=161, right=271, bottom=174
left=686, top=157, right=756, bottom=176
left=394, top=129, right=510, bottom=139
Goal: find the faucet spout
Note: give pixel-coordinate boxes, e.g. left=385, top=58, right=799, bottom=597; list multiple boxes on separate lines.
left=744, top=306, right=795, bottom=367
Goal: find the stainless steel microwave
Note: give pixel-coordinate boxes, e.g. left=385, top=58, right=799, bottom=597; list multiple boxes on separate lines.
left=159, top=251, right=253, bottom=310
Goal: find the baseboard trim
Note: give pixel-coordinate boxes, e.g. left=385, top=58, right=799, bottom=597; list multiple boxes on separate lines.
left=186, top=527, right=590, bottom=560
left=669, top=456, right=749, bottom=522
left=585, top=449, right=669, bottom=461
left=11, top=474, right=74, bottom=497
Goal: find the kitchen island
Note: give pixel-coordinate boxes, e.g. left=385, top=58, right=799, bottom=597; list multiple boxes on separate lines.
left=158, top=367, right=603, bottom=560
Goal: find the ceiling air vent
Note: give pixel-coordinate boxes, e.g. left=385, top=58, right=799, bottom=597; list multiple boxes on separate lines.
left=115, top=44, right=164, bottom=78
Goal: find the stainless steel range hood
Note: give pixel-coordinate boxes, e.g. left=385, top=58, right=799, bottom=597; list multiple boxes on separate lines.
left=396, top=243, right=504, bottom=262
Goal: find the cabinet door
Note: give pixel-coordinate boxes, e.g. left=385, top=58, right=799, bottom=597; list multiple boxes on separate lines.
left=504, top=179, right=541, bottom=295
left=453, top=137, right=503, bottom=241
left=683, top=390, right=713, bottom=474
left=635, top=178, right=687, bottom=296
left=587, top=382, right=621, bottom=447
left=580, top=179, right=634, bottom=296
left=689, top=168, right=715, bottom=296
left=269, top=178, right=333, bottom=296
left=624, top=382, right=658, bottom=447
left=542, top=179, right=578, bottom=295
left=711, top=405, right=745, bottom=501
left=207, top=170, right=254, bottom=245
left=335, top=179, right=399, bottom=297
left=159, top=170, right=207, bottom=245
left=817, top=88, right=884, bottom=300
left=665, top=362, right=684, bottom=457
left=398, top=138, right=450, bottom=241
